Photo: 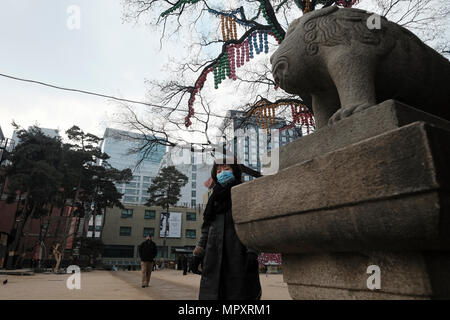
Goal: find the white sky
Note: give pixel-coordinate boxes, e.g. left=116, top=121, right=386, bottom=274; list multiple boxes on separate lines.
left=0, top=0, right=176, bottom=139
left=0, top=0, right=448, bottom=142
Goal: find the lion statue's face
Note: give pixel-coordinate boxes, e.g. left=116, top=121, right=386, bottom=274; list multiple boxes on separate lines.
left=270, top=18, right=305, bottom=94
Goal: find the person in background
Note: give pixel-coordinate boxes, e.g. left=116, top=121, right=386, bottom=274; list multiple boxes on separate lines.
left=193, top=157, right=262, bottom=300
left=187, top=255, right=193, bottom=273
left=181, top=254, right=188, bottom=276
left=138, top=235, right=157, bottom=288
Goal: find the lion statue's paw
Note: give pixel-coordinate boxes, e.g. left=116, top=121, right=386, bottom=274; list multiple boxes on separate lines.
left=328, top=102, right=374, bottom=125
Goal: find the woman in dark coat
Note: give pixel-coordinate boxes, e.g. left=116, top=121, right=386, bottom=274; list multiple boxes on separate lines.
left=193, top=159, right=262, bottom=300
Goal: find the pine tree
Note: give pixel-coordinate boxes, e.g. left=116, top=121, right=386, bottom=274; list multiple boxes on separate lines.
left=146, top=166, right=188, bottom=263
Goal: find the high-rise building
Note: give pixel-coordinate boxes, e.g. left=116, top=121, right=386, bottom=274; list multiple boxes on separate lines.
left=159, top=145, right=213, bottom=209
left=220, top=110, right=302, bottom=181
left=86, top=128, right=167, bottom=238
left=100, top=128, right=166, bottom=205
left=0, top=126, right=5, bottom=166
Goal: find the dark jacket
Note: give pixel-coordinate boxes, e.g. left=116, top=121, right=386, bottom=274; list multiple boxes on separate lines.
left=139, top=240, right=157, bottom=262
left=198, top=181, right=261, bottom=300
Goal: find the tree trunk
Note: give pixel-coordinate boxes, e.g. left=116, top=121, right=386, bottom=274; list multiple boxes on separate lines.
left=6, top=189, right=29, bottom=269
left=14, top=192, right=22, bottom=219
left=53, top=243, right=62, bottom=272
left=38, top=204, right=54, bottom=269
left=162, top=202, right=170, bottom=268
left=53, top=199, right=67, bottom=238
left=59, top=204, right=78, bottom=266
left=91, top=211, right=96, bottom=239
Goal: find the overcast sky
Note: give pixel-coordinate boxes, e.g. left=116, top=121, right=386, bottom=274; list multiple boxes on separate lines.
left=1, top=0, right=448, bottom=143
left=0, top=0, right=175, bottom=139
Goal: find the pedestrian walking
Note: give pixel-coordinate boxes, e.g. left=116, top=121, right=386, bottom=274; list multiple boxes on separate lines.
left=138, top=235, right=157, bottom=288
left=187, top=255, right=193, bottom=273
left=181, top=255, right=188, bottom=276
left=192, top=157, right=262, bottom=300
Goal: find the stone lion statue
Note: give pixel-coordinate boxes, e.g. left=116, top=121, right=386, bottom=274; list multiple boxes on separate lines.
left=271, top=6, right=450, bottom=128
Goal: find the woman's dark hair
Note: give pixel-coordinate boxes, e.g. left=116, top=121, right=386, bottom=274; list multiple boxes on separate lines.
left=211, top=156, right=242, bottom=184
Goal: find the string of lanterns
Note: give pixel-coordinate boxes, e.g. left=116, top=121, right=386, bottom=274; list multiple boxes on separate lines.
left=172, top=2, right=357, bottom=128
left=282, top=103, right=315, bottom=134
left=258, top=253, right=282, bottom=266
left=259, top=0, right=284, bottom=42
left=185, top=2, right=319, bottom=129
left=213, top=29, right=274, bottom=88
left=290, top=0, right=358, bottom=13
left=335, top=0, right=359, bottom=7
left=303, top=0, right=311, bottom=13
left=185, top=66, right=214, bottom=127
left=186, top=26, right=277, bottom=127
left=221, top=15, right=238, bottom=41
left=248, top=101, right=315, bottom=134
left=251, top=101, right=278, bottom=133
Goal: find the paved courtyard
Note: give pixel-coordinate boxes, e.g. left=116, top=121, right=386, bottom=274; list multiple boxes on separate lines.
left=0, top=269, right=291, bottom=300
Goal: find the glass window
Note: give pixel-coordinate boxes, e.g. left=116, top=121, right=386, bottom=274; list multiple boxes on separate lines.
left=103, top=245, right=134, bottom=258
left=142, top=183, right=150, bottom=189
left=192, top=173, right=197, bottom=180
left=186, top=212, right=196, bottom=221
left=123, top=196, right=138, bottom=203
left=88, top=225, right=102, bottom=232
left=143, top=227, right=155, bottom=237
left=143, top=176, right=151, bottom=182
left=144, top=210, right=156, bottom=219
left=191, top=190, right=196, bottom=198
left=186, top=229, right=196, bottom=239
left=191, top=199, right=196, bottom=208
left=119, top=226, right=132, bottom=236
left=192, top=182, right=196, bottom=189
left=157, top=246, right=168, bottom=258
left=125, top=182, right=138, bottom=188
left=170, top=248, right=176, bottom=260
left=132, top=175, right=140, bottom=181
left=192, top=165, right=197, bottom=172
left=121, top=209, right=133, bottom=218
left=125, top=189, right=137, bottom=195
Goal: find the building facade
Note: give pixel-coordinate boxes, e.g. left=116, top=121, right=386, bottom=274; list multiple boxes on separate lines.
left=159, top=146, right=213, bottom=209
left=100, top=205, right=203, bottom=267
left=100, top=128, right=166, bottom=205
left=220, top=110, right=302, bottom=181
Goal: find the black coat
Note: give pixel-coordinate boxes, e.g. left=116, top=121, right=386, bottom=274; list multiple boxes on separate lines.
left=139, top=240, right=157, bottom=262
left=198, top=181, right=261, bottom=300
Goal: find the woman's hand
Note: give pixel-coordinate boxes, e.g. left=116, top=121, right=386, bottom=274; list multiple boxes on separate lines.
left=192, top=246, right=205, bottom=275
left=191, top=255, right=203, bottom=275
left=193, top=246, right=205, bottom=257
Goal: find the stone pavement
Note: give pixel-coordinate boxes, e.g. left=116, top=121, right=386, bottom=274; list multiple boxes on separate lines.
left=0, top=269, right=291, bottom=300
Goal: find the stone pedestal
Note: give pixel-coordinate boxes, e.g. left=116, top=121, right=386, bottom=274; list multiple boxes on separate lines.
left=231, top=100, right=450, bottom=299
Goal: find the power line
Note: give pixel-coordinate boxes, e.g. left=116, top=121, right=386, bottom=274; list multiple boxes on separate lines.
left=0, top=72, right=231, bottom=119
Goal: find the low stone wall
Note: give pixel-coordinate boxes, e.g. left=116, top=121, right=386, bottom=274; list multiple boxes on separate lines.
left=232, top=100, right=450, bottom=299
